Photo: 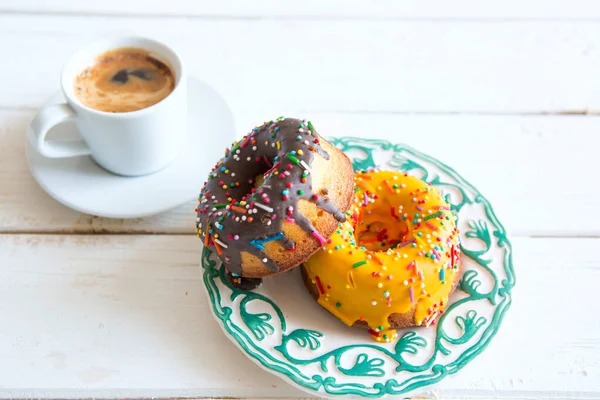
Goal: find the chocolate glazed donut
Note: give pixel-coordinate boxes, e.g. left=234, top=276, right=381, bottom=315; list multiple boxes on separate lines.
left=196, top=117, right=354, bottom=289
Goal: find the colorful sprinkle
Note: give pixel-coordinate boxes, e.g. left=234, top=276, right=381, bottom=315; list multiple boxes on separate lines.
left=299, top=160, right=312, bottom=172
left=249, top=232, right=284, bottom=250
left=352, top=260, right=368, bottom=268
left=254, top=202, right=274, bottom=213
left=286, top=153, right=299, bottom=164
left=390, top=238, right=415, bottom=249
left=425, top=312, right=438, bottom=327
left=424, top=211, right=444, bottom=221
left=263, top=155, right=272, bottom=167
left=231, top=206, right=247, bottom=213
left=426, top=222, right=438, bottom=231
left=383, top=180, right=394, bottom=194
left=213, top=238, right=229, bottom=248
left=315, top=276, right=325, bottom=295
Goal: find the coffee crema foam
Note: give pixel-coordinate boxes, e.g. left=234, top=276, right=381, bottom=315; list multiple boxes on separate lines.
left=74, top=47, right=175, bottom=113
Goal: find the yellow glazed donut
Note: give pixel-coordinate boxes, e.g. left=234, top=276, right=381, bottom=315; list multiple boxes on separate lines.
left=302, top=169, right=462, bottom=342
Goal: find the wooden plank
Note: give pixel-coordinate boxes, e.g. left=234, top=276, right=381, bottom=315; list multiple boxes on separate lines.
left=0, top=234, right=597, bottom=398
left=2, top=15, right=600, bottom=113
left=3, top=0, right=600, bottom=19
left=2, top=109, right=599, bottom=236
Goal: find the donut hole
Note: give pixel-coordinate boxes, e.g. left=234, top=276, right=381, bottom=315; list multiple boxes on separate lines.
left=220, top=156, right=275, bottom=204
left=253, top=173, right=265, bottom=189
left=355, top=218, right=410, bottom=252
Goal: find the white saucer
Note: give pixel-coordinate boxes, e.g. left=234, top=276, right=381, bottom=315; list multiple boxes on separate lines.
left=26, top=77, right=235, bottom=219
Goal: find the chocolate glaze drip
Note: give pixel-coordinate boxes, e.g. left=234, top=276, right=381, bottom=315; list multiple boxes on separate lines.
left=225, top=273, right=263, bottom=291
left=196, top=117, right=346, bottom=283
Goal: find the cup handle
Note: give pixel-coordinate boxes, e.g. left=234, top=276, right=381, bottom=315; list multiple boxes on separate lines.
left=27, top=103, right=91, bottom=158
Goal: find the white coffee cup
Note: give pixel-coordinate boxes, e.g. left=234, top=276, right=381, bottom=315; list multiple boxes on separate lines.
left=27, top=37, right=187, bottom=176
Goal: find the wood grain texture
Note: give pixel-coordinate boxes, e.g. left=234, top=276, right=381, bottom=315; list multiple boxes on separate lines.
left=0, top=234, right=597, bottom=399
left=0, top=6, right=598, bottom=399
left=3, top=0, right=600, bottom=19
left=2, top=15, right=600, bottom=113
left=2, top=109, right=599, bottom=236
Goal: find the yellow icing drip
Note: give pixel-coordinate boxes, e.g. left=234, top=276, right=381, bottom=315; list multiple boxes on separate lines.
left=304, top=171, right=461, bottom=342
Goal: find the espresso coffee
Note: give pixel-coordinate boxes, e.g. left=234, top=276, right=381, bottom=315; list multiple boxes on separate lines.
left=74, top=47, right=175, bottom=113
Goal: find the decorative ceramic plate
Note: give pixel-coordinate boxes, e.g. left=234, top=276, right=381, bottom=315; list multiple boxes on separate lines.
left=202, top=137, right=515, bottom=398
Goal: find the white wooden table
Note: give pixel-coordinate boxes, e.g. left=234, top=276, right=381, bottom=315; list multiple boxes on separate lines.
left=1, top=1, right=599, bottom=398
